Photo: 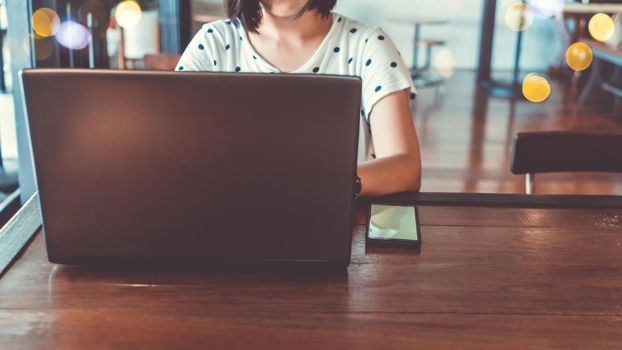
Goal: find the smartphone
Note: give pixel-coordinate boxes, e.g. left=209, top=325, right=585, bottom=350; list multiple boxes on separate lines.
left=366, top=204, right=421, bottom=249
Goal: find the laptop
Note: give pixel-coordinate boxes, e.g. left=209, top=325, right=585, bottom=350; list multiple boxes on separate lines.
left=20, top=69, right=361, bottom=267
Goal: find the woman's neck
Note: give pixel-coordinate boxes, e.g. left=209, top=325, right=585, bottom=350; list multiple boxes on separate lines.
left=256, top=8, right=333, bottom=43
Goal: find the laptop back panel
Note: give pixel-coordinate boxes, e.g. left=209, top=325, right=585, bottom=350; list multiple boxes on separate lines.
left=21, top=70, right=361, bottom=265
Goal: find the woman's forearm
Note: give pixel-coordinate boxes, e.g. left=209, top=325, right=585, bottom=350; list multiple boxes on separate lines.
left=357, top=154, right=421, bottom=197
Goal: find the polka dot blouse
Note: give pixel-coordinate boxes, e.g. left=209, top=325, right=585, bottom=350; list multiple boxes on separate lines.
left=176, top=13, right=417, bottom=162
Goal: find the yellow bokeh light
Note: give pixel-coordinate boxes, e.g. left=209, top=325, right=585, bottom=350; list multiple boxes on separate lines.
left=588, top=13, right=615, bottom=42
left=505, top=2, right=534, bottom=32
left=115, top=1, right=142, bottom=29
left=32, top=8, right=60, bottom=38
left=565, top=42, right=593, bottom=72
left=522, top=74, right=551, bottom=103
left=433, top=48, right=455, bottom=78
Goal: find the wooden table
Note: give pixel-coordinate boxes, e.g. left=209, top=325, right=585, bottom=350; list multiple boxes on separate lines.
left=1, top=203, right=622, bottom=349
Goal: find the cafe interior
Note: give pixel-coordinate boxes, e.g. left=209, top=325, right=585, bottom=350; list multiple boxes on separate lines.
left=1, top=0, right=622, bottom=348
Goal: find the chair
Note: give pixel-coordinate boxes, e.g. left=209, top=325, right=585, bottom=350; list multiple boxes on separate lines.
left=510, top=131, right=622, bottom=194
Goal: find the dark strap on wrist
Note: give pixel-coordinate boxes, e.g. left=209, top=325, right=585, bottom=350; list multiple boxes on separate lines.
left=353, top=175, right=362, bottom=200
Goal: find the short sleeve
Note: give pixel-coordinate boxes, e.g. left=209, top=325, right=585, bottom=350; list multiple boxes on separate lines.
left=360, top=28, right=416, bottom=121
left=175, top=25, right=216, bottom=72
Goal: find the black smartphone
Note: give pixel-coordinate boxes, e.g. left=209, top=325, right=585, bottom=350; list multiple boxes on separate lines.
left=366, top=204, right=421, bottom=249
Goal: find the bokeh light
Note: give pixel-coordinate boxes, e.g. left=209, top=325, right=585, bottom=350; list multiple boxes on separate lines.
left=56, top=21, right=89, bottom=50
left=115, top=1, right=142, bottom=29
left=505, top=2, right=534, bottom=32
left=433, top=48, right=455, bottom=78
left=32, top=8, right=60, bottom=37
left=522, top=74, right=551, bottom=103
left=565, top=42, right=593, bottom=72
left=588, top=13, right=615, bottom=42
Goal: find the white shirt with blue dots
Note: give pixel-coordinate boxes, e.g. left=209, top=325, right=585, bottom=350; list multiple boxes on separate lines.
left=176, top=13, right=416, bottom=163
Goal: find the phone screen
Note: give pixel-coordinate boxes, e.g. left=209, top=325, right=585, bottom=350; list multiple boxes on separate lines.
left=368, top=204, right=420, bottom=246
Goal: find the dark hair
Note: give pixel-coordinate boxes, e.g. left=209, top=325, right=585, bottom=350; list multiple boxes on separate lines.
left=225, top=0, right=337, bottom=33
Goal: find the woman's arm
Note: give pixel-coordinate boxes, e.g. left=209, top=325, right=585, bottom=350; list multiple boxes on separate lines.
left=357, top=89, right=421, bottom=196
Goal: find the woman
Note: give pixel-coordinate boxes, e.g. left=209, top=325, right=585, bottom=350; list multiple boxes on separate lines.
left=176, top=0, right=421, bottom=197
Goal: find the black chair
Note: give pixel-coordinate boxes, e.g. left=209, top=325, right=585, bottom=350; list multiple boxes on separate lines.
left=511, top=131, right=622, bottom=194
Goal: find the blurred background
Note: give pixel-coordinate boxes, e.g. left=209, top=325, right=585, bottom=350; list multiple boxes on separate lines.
left=1, top=0, right=622, bottom=205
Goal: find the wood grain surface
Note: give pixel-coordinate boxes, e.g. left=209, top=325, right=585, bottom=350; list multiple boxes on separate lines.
left=1, top=206, right=621, bottom=349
